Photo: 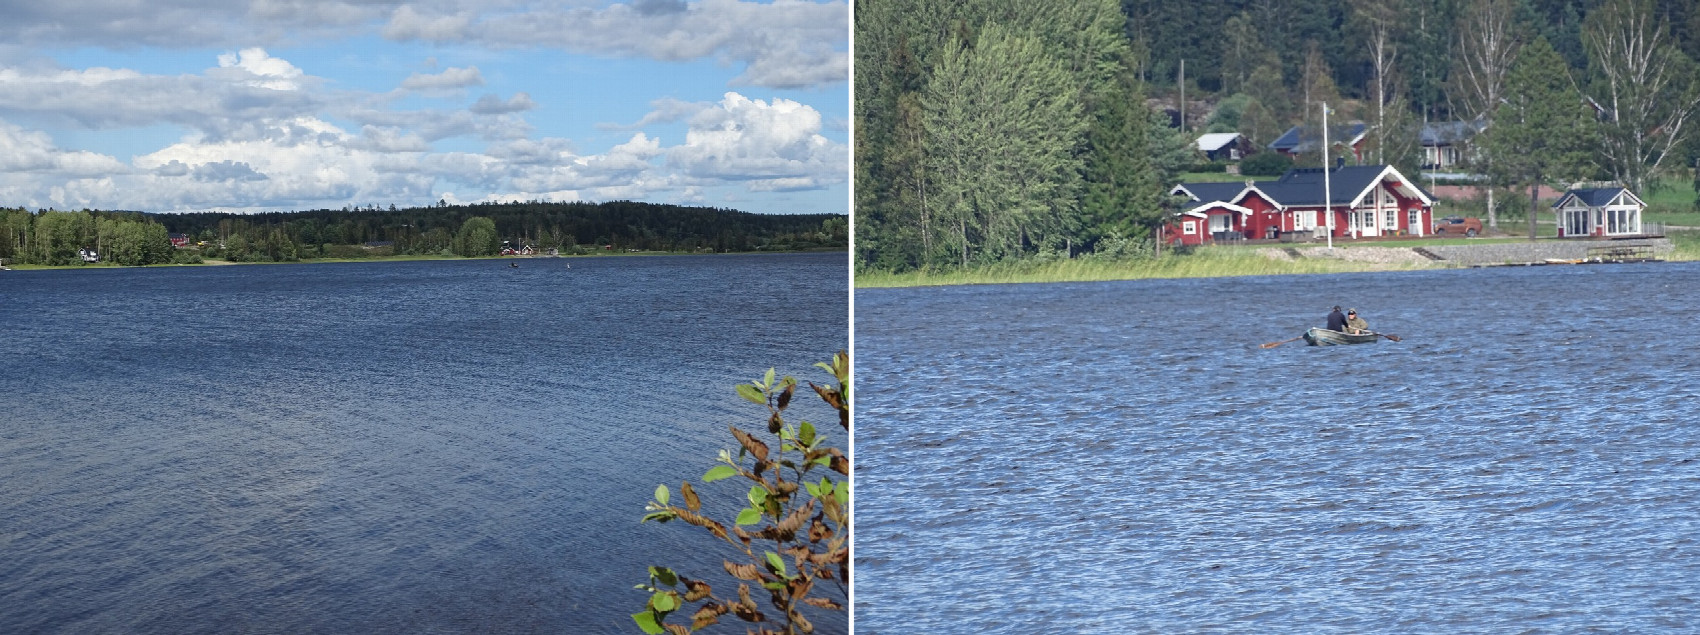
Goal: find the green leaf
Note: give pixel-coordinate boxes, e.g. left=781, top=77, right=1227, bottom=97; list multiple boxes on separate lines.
left=652, top=590, right=677, bottom=613
left=641, top=511, right=676, bottom=523
left=651, top=566, right=678, bottom=588
left=735, top=507, right=762, bottom=525
left=799, top=421, right=816, bottom=447
left=703, top=465, right=737, bottom=482
left=763, top=367, right=775, bottom=388
left=811, top=455, right=831, bottom=467
left=804, top=482, right=821, bottom=498
left=654, top=484, right=669, bottom=506
left=747, top=485, right=767, bottom=506
left=632, top=610, right=664, bottom=635
left=736, top=383, right=765, bottom=404
left=762, top=581, right=787, bottom=591
left=765, top=551, right=786, bottom=576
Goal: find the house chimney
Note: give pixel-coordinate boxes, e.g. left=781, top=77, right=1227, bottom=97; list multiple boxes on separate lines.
left=1335, top=157, right=1345, bottom=171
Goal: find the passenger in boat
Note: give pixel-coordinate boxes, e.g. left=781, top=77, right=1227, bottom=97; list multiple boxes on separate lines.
left=1326, top=306, right=1347, bottom=332
left=1345, top=309, right=1369, bottom=335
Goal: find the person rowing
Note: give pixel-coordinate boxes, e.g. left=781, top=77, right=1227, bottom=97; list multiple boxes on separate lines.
left=1326, top=305, right=1347, bottom=332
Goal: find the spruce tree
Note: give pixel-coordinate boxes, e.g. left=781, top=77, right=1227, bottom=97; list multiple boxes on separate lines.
left=1080, top=69, right=1160, bottom=253
left=1483, top=36, right=1597, bottom=240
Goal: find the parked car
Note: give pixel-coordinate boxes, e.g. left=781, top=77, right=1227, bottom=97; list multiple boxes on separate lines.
left=1434, top=216, right=1482, bottom=237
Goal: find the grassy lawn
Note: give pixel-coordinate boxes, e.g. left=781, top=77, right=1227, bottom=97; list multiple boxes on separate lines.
left=1642, top=175, right=1699, bottom=225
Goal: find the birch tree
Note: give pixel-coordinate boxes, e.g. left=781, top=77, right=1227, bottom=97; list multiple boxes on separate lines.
left=1240, top=52, right=1290, bottom=147
left=924, top=24, right=1085, bottom=265
left=1220, top=12, right=1260, bottom=95
left=1450, top=0, right=1523, bottom=228
left=1582, top=0, right=1700, bottom=195
left=1352, top=0, right=1407, bottom=166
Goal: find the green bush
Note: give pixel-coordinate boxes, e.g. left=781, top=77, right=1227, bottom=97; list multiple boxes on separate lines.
left=1240, top=152, right=1294, bottom=177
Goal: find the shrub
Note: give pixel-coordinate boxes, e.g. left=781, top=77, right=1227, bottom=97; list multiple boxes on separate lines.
left=635, top=353, right=850, bottom=635
left=1240, top=152, right=1294, bottom=177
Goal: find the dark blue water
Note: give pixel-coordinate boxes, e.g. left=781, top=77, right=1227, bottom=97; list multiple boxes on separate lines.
left=0, top=254, right=847, bottom=634
left=855, top=263, right=1700, bottom=632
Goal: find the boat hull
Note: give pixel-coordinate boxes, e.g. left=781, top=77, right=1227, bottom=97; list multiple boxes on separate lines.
left=1304, top=327, right=1379, bottom=346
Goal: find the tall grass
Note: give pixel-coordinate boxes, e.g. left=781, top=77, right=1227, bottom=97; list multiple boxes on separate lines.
left=856, top=247, right=1434, bottom=288
left=1664, top=230, right=1700, bottom=261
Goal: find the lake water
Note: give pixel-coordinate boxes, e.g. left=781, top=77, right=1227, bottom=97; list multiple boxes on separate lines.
left=0, top=253, right=847, bottom=634
left=855, top=262, right=1700, bottom=632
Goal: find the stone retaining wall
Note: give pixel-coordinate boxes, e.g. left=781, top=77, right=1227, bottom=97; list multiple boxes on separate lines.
left=1257, top=238, right=1673, bottom=266
left=1421, top=238, right=1671, bottom=265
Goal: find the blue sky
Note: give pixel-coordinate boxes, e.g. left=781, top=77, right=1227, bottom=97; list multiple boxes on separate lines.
left=0, top=0, right=848, bottom=215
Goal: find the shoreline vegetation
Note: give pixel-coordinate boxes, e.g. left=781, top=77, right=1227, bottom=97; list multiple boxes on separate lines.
left=858, top=231, right=1700, bottom=288
left=3, top=247, right=847, bottom=271
left=0, top=200, right=848, bottom=270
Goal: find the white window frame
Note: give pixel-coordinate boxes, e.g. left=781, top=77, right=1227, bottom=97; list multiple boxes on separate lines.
left=1377, top=188, right=1399, bottom=230
left=1563, top=203, right=1589, bottom=236
left=1293, top=209, right=1315, bottom=231
left=1603, top=206, right=1639, bottom=235
left=1183, top=220, right=1198, bottom=235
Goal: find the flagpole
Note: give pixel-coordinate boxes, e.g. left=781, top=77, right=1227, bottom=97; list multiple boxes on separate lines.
left=1323, top=101, right=1333, bottom=249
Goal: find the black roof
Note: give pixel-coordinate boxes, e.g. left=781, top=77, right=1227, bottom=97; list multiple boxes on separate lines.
left=1269, top=122, right=1367, bottom=153
left=1182, top=165, right=1428, bottom=208
left=1420, top=120, right=1486, bottom=146
left=1551, top=188, right=1630, bottom=209
left=1176, top=181, right=1247, bottom=204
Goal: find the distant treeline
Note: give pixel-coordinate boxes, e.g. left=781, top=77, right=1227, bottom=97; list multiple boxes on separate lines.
left=0, top=201, right=848, bottom=265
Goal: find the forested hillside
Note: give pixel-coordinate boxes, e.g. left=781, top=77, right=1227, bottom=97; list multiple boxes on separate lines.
left=0, top=201, right=847, bottom=266
left=856, top=0, right=1700, bottom=271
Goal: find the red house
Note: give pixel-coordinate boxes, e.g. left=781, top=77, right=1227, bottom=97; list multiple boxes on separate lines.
left=169, top=233, right=190, bottom=248
left=1167, top=164, right=1435, bottom=246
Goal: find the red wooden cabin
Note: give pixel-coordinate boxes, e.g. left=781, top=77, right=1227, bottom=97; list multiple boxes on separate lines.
left=1167, top=164, right=1435, bottom=245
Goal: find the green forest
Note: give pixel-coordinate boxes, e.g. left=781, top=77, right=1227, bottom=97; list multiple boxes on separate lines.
left=855, top=0, right=1700, bottom=272
left=0, top=201, right=847, bottom=267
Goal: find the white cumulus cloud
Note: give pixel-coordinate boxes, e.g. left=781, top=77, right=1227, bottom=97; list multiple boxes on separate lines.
left=667, top=92, right=845, bottom=191
left=216, top=48, right=306, bottom=91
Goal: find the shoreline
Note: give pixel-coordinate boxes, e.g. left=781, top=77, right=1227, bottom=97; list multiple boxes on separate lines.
left=857, top=239, right=1697, bottom=289
left=1, top=248, right=846, bottom=271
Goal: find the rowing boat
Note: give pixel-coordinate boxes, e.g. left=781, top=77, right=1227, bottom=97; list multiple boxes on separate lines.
left=1303, top=327, right=1379, bottom=346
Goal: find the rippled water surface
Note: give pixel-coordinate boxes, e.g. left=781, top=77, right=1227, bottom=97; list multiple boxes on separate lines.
left=0, top=254, right=846, bottom=634
left=856, top=263, right=1700, bottom=632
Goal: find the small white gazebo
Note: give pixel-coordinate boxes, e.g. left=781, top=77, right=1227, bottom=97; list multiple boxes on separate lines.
left=1551, top=188, right=1645, bottom=237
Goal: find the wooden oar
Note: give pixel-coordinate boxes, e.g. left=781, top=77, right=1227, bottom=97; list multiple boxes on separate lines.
left=1376, top=332, right=1402, bottom=342
left=1261, top=334, right=1306, bottom=349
